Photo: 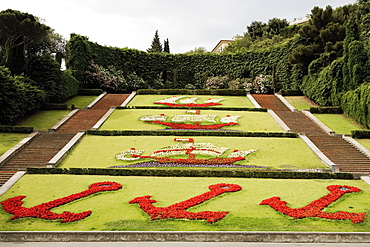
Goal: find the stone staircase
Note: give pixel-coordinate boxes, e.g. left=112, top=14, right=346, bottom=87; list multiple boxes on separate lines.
left=252, top=94, right=370, bottom=174
left=0, top=94, right=129, bottom=186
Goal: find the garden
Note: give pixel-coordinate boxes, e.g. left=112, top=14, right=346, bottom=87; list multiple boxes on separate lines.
left=1, top=94, right=370, bottom=232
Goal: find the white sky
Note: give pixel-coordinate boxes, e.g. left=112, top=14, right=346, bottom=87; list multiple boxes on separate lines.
left=2, top=0, right=358, bottom=53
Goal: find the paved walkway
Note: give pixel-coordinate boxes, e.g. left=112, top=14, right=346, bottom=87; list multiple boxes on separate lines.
left=252, top=94, right=370, bottom=173
left=0, top=94, right=129, bottom=186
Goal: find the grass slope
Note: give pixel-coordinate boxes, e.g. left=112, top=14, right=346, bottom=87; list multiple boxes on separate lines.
left=58, top=135, right=326, bottom=169
left=100, top=109, right=282, bottom=132
left=17, top=110, right=69, bottom=131
left=65, top=95, right=98, bottom=109
left=128, top=95, right=255, bottom=108
left=284, top=96, right=317, bottom=111
left=1, top=175, right=369, bottom=231
left=0, top=133, right=29, bottom=156
left=314, top=114, right=367, bottom=135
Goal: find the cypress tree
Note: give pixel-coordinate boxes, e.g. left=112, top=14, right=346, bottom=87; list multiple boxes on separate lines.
left=164, top=38, right=170, bottom=53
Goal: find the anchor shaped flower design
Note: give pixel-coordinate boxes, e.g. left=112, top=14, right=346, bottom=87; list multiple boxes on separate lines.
left=259, top=185, right=366, bottom=224
left=129, top=183, right=242, bottom=223
left=1, top=182, right=122, bottom=223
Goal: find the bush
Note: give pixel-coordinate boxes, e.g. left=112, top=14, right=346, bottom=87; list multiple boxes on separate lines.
left=86, top=129, right=297, bottom=138
left=0, top=125, right=33, bottom=133
left=309, top=107, right=343, bottom=114
left=158, top=89, right=192, bottom=95
left=0, top=66, right=46, bottom=125
left=279, top=89, right=303, bottom=96
left=137, top=89, right=159, bottom=95
left=205, top=75, right=229, bottom=90
left=78, top=89, right=104, bottom=95
left=27, top=167, right=354, bottom=180
left=351, top=130, right=370, bottom=139
left=41, top=103, right=68, bottom=110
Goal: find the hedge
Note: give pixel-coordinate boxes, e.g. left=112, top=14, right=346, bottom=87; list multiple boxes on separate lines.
left=309, top=107, right=343, bottom=114
left=279, top=89, right=303, bottom=96
left=85, top=129, right=298, bottom=138
left=26, top=167, right=354, bottom=180
left=0, top=125, right=34, bottom=133
left=136, top=89, right=247, bottom=96
left=41, top=103, right=68, bottom=110
left=118, top=106, right=268, bottom=112
left=351, top=130, right=370, bottom=139
left=78, top=89, right=104, bottom=95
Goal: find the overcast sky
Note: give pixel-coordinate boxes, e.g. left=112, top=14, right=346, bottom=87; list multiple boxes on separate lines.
left=2, top=0, right=358, bottom=53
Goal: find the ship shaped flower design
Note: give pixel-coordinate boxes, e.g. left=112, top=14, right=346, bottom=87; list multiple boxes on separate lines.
left=140, top=110, right=240, bottom=130
left=115, top=138, right=257, bottom=166
left=154, top=96, right=224, bottom=108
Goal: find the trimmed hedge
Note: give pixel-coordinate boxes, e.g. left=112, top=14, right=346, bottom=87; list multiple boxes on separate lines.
left=27, top=167, right=354, bottom=180
left=85, top=129, right=298, bottom=138
left=136, top=89, right=247, bottom=96
left=309, top=107, right=343, bottom=114
left=78, top=89, right=104, bottom=95
left=0, top=125, right=34, bottom=133
left=351, top=130, right=370, bottom=139
left=41, top=103, right=68, bottom=110
left=279, top=89, right=303, bottom=96
left=119, top=106, right=268, bottom=112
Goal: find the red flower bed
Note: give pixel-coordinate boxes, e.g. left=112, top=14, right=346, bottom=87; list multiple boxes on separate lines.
left=1, top=182, right=122, bottom=223
left=129, top=183, right=242, bottom=223
left=260, top=185, right=366, bottom=224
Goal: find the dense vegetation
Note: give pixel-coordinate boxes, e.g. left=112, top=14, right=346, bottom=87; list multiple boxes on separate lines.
left=0, top=9, right=80, bottom=125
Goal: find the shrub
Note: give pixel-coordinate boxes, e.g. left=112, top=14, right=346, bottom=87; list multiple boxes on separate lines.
left=309, top=107, right=343, bottom=114
left=78, top=89, right=104, bottom=95
left=279, top=89, right=303, bottom=96
left=0, top=125, right=34, bottom=133
left=244, top=75, right=273, bottom=93
left=351, top=130, right=370, bottom=139
left=205, top=75, right=230, bottom=90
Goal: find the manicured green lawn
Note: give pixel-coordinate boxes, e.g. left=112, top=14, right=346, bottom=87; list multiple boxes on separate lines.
left=284, top=96, right=318, bottom=111
left=100, top=109, right=282, bottom=132
left=17, top=110, right=70, bottom=131
left=59, top=135, right=326, bottom=169
left=1, top=174, right=369, bottom=231
left=0, top=133, right=29, bottom=156
left=65, top=95, right=98, bottom=109
left=128, top=95, right=255, bottom=108
left=358, top=139, right=370, bottom=150
left=314, top=114, right=367, bottom=135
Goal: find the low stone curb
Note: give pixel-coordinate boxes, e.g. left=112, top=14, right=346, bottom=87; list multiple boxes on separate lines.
left=120, top=91, right=137, bottom=107
left=91, top=107, right=116, bottom=130
left=247, top=94, right=262, bottom=108
left=85, top=92, right=107, bottom=109
left=301, top=110, right=335, bottom=135
left=47, top=131, right=85, bottom=167
left=267, top=110, right=292, bottom=132
left=0, top=131, right=39, bottom=167
left=299, top=134, right=337, bottom=172
left=1, top=231, right=370, bottom=243
left=49, top=109, right=80, bottom=132
left=0, top=171, right=26, bottom=196
left=275, top=93, right=298, bottom=112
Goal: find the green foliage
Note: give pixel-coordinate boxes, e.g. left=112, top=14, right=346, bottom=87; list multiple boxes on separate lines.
left=147, top=30, right=162, bottom=53
left=78, top=88, right=103, bottom=95
left=0, top=9, right=51, bottom=74
left=341, top=83, right=370, bottom=128
left=86, top=129, right=297, bottom=138
left=352, top=130, right=370, bottom=139
left=26, top=167, right=353, bottom=180
left=309, top=107, right=343, bottom=114
left=0, top=66, right=45, bottom=125
left=0, top=125, right=33, bottom=133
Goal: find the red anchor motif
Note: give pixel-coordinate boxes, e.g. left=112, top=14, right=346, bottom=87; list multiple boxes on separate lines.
left=129, top=183, right=242, bottom=223
left=1, top=182, right=122, bottom=223
left=260, top=185, right=366, bottom=224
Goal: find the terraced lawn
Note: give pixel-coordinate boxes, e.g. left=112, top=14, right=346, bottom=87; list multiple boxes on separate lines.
left=100, top=109, right=282, bottom=132
left=284, top=96, right=318, bottom=111
left=0, top=133, right=29, bottom=156
left=314, top=114, right=367, bottom=135
left=17, top=110, right=70, bottom=131
left=1, top=175, right=369, bottom=231
left=58, top=135, right=326, bottom=169
left=128, top=95, right=255, bottom=108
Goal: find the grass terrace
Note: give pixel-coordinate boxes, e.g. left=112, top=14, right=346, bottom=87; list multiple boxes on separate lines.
left=1, top=174, right=369, bottom=231
left=17, top=110, right=70, bottom=131
left=58, top=135, right=326, bottom=170
left=65, top=95, right=98, bottom=109
left=313, top=114, right=368, bottom=135
left=127, top=95, right=255, bottom=108
left=0, top=133, right=29, bottom=156
left=100, top=109, right=282, bottom=132
left=284, top=96, right=318, bottom=111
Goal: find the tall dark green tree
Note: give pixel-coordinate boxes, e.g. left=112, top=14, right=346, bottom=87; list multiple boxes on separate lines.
left=164, top=38, right=170, bottom=53
left=147, top=30, right=162, bottom=53
left=0, top=9, right=51, bottom=74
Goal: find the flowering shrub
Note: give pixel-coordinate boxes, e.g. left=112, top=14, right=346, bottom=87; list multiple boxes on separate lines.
left=110, top=161, right=267, bottom=169
left=260, top=185, right=366, bottom=224
left=244, top=75, right=272, bottom=93
left=1, top=182, right=122, bottom=223
left=205, top=75, right=229, bottom=90
left=129, top=183, right=242, bottom=223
